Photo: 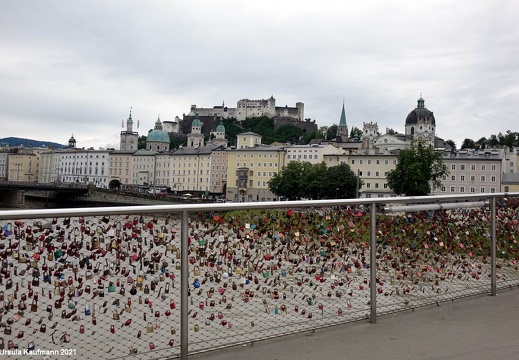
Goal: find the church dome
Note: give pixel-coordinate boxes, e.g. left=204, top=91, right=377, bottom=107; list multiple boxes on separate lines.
left=146, top=116, right=170, bottom=143
left=216, top=121, right=225, bottom=133
left=147, top=129, right=170, bottom=143
left=192, top=116, right=202, bottom=128
left=405, top=97, right=435, bottom=126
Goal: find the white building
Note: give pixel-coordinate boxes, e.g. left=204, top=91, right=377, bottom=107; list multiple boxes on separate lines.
left=285, top=144, right=342, bottom=164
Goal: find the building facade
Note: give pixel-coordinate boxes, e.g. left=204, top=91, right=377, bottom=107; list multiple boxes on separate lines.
left=108, top=150, right=135, bottom=188
left=188, top=96, right=304, bottom=122
left=120, top=110, right=139, bottom=151
left=226, top=132, right=285, bottom=202
left=439, top=149, right=505, bottom=195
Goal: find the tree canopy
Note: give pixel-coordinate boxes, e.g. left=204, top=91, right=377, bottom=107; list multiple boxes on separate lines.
left=268, top=161, right=361, bottom=200
left=386, top=141, right=448, bottom=196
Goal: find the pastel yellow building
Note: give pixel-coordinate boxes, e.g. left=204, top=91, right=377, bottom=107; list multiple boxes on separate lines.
left=226, top=132, right=285, bottom=202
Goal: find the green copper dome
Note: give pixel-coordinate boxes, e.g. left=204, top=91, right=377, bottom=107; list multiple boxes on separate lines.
left=216, top=120, right=225, bottom=133
left=192, top=115, right=202, bottom=128
left=147, top=129, right=170, bottom=143
left=147, top=115, right=170, bottom=143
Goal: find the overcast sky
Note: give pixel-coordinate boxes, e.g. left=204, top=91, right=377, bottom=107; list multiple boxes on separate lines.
left=1, top=1, right=517, bottom=150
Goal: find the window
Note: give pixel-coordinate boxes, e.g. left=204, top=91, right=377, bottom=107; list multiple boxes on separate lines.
left=460, top=186, right=465, bottom=193
left=359, top=160, right=363, bottom=164
left=375, top=172, right=379, bottom=176
left=376, top=160, right=380, bottom=164
left=481, top=164, right=486, bottom=171
left=461, top=164, right=466, bottom=170
left=441, top=186, right=446, bottom=192
left=471, top=164, right=476, bottom=171
left=491, top=176, right=496, bottom=182
left=366, top=183, right=371, bottom=188
left=375, top=183, right=379, bottom=188
left=451, top=175, right=456, bottom=181
left=384, top=183, right=388, bottom=189
left=470, top=186, right=475, bottom=193
left=442, top=175, right=447, bottom=181
left=490, top=188, right=496, bottom=193
left=351, top=160, right=355, bottom=164
left=367, top=171, right=371, bottom=176
left=384, top=160, right=389, bottom=165
left=460, top=175, right=465, bottom=181
left=480, top=187, right=485, bottom=193
left=491, top=164, right=496, bottom=171
left=480, top=175, right=486, bottom=182
left=451, top=164, right=456, bottom=170
left=470, top=175, right=475, bottom=182
left=504, top=186, right=510, bottom=192
left=450, top=186, right=455, bottom=192
left=368, top=160, right=372, bottom=164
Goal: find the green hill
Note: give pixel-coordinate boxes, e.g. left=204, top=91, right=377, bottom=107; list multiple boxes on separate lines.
left=0, top=137, right=66, bottom=149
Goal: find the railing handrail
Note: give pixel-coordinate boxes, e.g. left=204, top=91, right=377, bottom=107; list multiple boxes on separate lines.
left=1, top=192, right=518, bottom=220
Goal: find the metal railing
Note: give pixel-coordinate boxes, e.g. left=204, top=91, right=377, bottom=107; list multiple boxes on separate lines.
left=0, top=193, right=518, bottom=359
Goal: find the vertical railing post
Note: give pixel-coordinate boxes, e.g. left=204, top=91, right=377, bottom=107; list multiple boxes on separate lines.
left=490, top=197, right=497, bottom=296
left=181, top=210, right=189, bottom=359
left=370, top=202, right=377, bottom=323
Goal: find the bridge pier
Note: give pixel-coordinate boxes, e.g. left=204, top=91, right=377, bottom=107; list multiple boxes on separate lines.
left=0, top=190, right=25, bottom=208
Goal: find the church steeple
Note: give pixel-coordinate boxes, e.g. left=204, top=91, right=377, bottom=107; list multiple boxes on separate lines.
left=417, top=94, right=425, bottom=109
left=68, top=134, right=76, bottom=148
left=126, top=108, right=134, bottom=132
left=154, top=115, right=163, bottom=130
left=337, top=100, right=348, bottom=138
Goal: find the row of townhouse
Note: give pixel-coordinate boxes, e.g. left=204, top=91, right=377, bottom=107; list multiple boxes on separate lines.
left=326, top=148, right=513, bottom=198
left=6, top=135, right=519, bottom=201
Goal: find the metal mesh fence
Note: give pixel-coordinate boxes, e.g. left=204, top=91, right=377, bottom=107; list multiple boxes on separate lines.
left=0, top=196, right=518, bottom=359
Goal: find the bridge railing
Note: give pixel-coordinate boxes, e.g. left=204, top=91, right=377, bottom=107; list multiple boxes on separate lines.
left=0, top=193, right=518, bottom=359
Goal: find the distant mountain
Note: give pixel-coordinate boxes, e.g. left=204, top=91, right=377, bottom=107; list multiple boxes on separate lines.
left=0, top=137, right=67, bottom=149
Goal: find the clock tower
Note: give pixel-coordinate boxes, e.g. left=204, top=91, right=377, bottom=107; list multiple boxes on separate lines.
left=120, top=109, right=139, bottom=151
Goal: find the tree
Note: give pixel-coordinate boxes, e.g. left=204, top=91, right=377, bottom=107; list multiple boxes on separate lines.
left=138, top=135, right=147, bottom=150
left=302, top=130, right=323, bottom=144
left=460, top=138, right=475, bottom=149
left=326, top=124, right=338, bottom=140
left=350, top=126, right=363, bottom=139
left=488, top=134, right=499, bottom=147
left=445, top=139, right=456, bottom=150
left=386, top=128, right=396, bottom=135
left=386, top=141, right=448, bottom=196
left=268, top=161, right=361, bottom=200
left=319, top=126, right=329, bottom=139
left=268, top=161, right=305, bottom=200
left=322, top=163, right=361, bottom=199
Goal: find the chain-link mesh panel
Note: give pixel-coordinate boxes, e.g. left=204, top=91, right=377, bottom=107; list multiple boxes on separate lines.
left=375, top=211, right=495, bottom=315
left=1, top=199, right=518, bottom=358
left=0, top=215, right=180, bottom=359
left=183, top=207, right=371, bottom=354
